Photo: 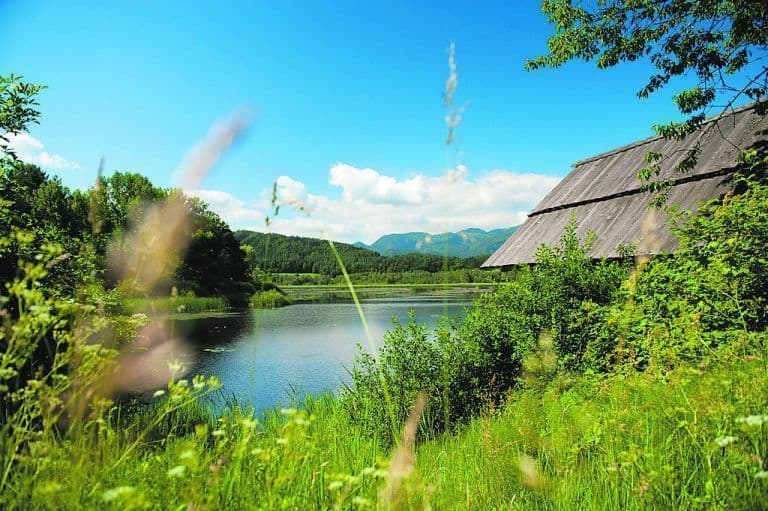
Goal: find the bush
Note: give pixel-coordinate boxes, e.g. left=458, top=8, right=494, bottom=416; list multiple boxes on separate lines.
left=250, top=289, right=292, bottom=309
left=451, top=217, right=626, bottom=408
left=347, top=316, right=435, bottom=441
left=600, top=177, right=768, bottom=371
left=346, top=216, right=628, bottom=443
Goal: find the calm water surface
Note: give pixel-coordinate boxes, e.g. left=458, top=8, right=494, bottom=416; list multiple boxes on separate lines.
left=173, top=296, right=472, bottom=412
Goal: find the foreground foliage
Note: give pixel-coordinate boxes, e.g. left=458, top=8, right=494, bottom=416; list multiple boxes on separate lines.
left=418, top=340, right=768, bottom=510
left=2, top=329, right=766, bottom=510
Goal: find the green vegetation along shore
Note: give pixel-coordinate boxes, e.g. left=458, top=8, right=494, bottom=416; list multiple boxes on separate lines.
left=119, top=295, right=231, bottom=315
left=282, top=282, right=497, bottom=302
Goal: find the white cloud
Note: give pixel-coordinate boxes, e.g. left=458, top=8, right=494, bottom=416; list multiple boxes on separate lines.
left=184, top=188, right=267, bottom=224
left=3, top=132, right=80, bottom=170
left=329, top=163, right=426, bottom=205
left=190, top=163, right=560, bottom=244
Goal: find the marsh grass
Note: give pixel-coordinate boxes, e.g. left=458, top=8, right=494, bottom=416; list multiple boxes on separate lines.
left=121, top=295, right=230, bottom=315
left=250, top=289, right=292, bottom=309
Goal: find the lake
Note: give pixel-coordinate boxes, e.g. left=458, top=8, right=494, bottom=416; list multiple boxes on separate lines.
left=173, top=295, right=474, bottom=412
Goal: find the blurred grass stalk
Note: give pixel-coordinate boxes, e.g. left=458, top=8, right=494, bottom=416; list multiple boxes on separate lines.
left=88, top=112, right=252, bottom=402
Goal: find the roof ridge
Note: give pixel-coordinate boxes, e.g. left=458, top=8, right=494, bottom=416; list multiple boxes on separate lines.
left=571, top=101, right=764, bottom=168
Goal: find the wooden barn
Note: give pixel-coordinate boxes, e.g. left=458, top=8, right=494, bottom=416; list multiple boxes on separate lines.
left=483, top=103, right=768, bottom=268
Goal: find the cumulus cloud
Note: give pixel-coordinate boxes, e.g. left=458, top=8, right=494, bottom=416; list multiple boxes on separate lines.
left=191, top=163, right=560, bottom=243
left=329, top=163, right=426, bottom=205
left=184, top=188, right=267, bottom=224
left=3, top=132, right=80, bottom=170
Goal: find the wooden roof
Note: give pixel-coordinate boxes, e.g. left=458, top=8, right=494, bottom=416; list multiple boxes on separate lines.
left=483, top=103, right=768, bottom=267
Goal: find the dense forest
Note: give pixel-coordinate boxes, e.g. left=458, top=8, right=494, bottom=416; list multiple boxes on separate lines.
left=235, top=230, right=489, bottom=276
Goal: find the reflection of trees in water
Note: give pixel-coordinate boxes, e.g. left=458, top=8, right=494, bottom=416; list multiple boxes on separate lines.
left=173, top=313, right=255, bottom=348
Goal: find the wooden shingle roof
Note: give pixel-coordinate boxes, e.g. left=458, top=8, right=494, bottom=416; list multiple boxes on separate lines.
left=483, top=103, right=768, bottom=267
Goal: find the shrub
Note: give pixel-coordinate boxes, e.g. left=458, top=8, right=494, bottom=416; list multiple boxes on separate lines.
left=346, top=315, right=448, bottom=442
left=454, top=218, right=626, bottom=404
left=601, top=177, right=768, bottom=371
left=250, top=289, right=291, bottom=309
left=346, top=216, right=628, bottom=443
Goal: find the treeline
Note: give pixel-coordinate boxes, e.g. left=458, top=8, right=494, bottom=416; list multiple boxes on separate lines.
left=1, top=163, right=253, bottom=306
left=330, top=268, right=506, bottom=285
left=235, top=230, right=489, bottom=276
left=274, top=269, right=507, bottom=286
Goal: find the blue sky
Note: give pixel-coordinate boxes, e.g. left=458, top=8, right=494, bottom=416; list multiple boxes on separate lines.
left=2, top=0, right=691, bottom=242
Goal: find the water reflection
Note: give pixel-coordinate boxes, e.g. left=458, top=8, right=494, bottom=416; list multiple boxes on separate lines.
left=174, top=295, right=472, bottom=412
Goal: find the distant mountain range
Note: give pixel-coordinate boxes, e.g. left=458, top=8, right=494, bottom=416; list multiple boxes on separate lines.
left=354, top=226, right=519, bottom=258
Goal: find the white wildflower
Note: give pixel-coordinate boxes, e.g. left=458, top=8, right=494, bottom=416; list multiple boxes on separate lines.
left=167, top=465, right=186, bottom=478
left=714, top=436, right=738, bottom=448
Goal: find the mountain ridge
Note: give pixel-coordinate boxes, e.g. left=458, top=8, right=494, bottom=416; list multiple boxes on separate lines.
left=354, top=226, right=518, bottom=258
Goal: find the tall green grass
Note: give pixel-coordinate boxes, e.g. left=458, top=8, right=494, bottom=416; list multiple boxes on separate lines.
left=120, top=295, right=229, bottom=315
left=5, top=339, right=766, bottom=509
left=250, top=289, right=292, bottom=308
left=415, top=339, right=768, bottom=510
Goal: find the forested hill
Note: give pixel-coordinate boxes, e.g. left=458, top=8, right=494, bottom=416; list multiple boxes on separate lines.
left=355, top=226, right=518, bottom=257
left=234, top=230, right=488, bottom=276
